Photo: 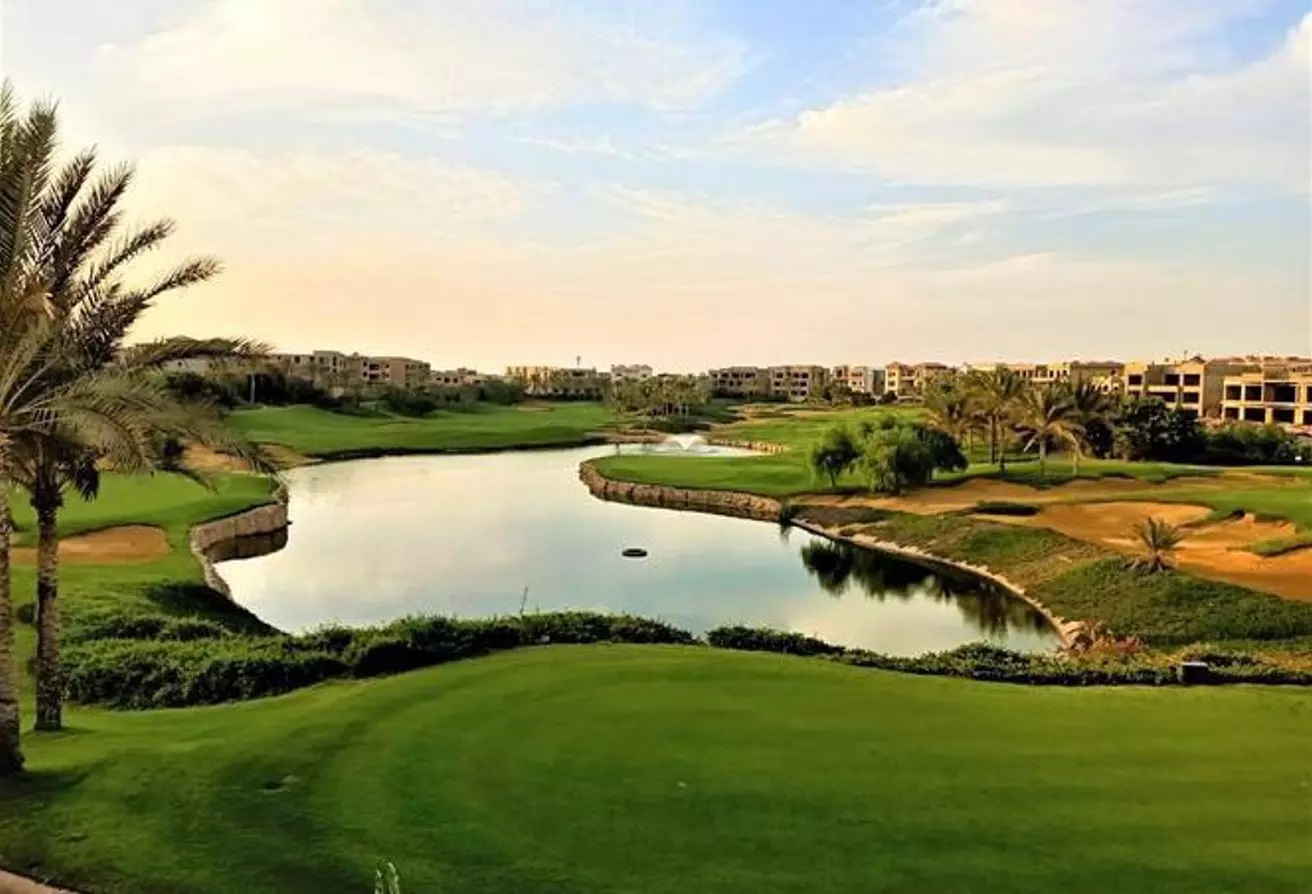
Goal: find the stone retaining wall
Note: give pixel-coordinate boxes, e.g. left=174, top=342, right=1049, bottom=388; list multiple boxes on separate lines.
left=189, top=486, right=290, bottom=598
left=578, top=463, right=783, bottom=522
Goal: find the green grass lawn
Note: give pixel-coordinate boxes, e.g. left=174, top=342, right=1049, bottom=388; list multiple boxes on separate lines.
left=231, top=402, right=616, bottom=457
left=3, top=645, right=1309, bottom=894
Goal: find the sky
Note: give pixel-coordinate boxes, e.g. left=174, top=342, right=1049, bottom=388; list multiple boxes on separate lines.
left=2, top=0, right=1309, bottom=371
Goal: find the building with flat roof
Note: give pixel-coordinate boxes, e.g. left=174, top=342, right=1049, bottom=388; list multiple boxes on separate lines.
left=1121, top=358, right=1255, bottom=418
left=830, top=365, right=884, bottom=396
left=708, top=366, right=770, bottom=399
left=769, top=365, right=828, bottom=402
left=1221, top=364, right=1312, bottom=428
left=884, top=362, right=950, bottom=400
left=610, top=364, right=653, bottom=383
left=962, top=360, right=1124, bottom=386
left=505, top=365, right=606, bottom=399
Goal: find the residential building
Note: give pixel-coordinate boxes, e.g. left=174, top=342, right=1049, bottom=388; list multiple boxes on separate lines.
left=275, top=350, right=431, bottom=390
left=1221, top=364, right=1312, bottom=427
left=962, top=360, right=1124, bottom=386
left=431, top=368, right=486, bottom=388
left=830, top=365, right=885, bottom=396
left=708, top=366, right=770, bottom=399
left=610, top=364, right=654, bottom=383
left=769, top=365, right=828, bottom=402
left=505, top=365, right=606, bottom=399
left=364, top=356, right=432, bottom=389
left=884, top=362, right=950, bottom=400
left=1121, top=357, right=1255, bottom=418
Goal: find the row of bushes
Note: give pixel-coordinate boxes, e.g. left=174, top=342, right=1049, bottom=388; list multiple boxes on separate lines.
left=63, top=612, right=694, bottom=709
left=61, top=608, right=1312, bottom=710
left=708, top=628, right=1312, bottom=686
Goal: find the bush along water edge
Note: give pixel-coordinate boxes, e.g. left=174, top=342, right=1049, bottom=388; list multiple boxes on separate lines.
left=59, top=611, right=1312, bottom=710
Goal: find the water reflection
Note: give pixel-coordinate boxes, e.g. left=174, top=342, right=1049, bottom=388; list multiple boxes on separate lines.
left=215, top=447, right=1059, bottom=655
left=798, top=540, right=1052, bottom=639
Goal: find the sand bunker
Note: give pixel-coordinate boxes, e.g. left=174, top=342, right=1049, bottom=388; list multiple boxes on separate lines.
left=992, top=503, right=1312, bottom=601
left=12, top=525, right=169, bottom=565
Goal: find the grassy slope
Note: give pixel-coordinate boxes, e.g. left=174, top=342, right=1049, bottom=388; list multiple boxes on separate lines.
left=4, top=646, right=1310, bottom=894
left=230, top=403, right=615, bottom=457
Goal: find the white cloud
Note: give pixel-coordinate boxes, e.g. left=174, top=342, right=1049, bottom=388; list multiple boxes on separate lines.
left=745, top=3, right=1310, bottom=192
left=95, top=0, right=745, bottom=116
left=118, top=146, right=529, bottom=263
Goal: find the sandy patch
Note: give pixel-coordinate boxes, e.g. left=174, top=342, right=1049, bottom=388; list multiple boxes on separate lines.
left=992, top=503, right=1312, bottom=600
left=12, top=525, right=169, bottom=564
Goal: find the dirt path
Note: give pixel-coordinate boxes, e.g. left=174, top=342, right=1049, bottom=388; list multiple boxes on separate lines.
left=11, top=525, right=169, bottom=565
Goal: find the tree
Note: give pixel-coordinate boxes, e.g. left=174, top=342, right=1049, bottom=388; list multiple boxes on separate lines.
left=966, top=367, right=1025, bottom=472
left=922, top=374, right=979, bottom=449
left=1110, top=397, right=1205, bottom=463
left=1, top=82, right=265, bottom=740
left=1072, top=382, right=1115, bottom=463
left=1014, top=384, right=1084, bottom=483
left=1130, top=517, right=1184, bottom=573
left=809, top=425, right=860, bottom=488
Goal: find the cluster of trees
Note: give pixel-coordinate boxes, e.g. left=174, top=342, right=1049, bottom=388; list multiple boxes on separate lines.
left=922, top=368, right=1310, bottom=479
left=809, top=418, right=968, bottom=494
left=606, top=375, right=713, bottom=425
left=0, top=85, right=264, bottom=774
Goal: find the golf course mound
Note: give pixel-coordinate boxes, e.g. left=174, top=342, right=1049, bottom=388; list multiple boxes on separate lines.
left=4, top=646, right=1309, bottom=894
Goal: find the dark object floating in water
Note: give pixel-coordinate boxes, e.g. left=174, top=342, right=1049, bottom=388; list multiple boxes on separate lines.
left=622, top=547, right=648, bottom=558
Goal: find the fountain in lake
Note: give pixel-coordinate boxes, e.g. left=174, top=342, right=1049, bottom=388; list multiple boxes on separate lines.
left=655, top=433, right=709, bottom=453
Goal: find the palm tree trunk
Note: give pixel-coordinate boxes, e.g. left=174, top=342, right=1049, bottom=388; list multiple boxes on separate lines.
left=34, top=499, right=62, bottom=732
left=1038, top=440, right=1047, bottom=483
left=0, top=434, right=25, bottom=775
left=989, top=418, right=998, bottom=465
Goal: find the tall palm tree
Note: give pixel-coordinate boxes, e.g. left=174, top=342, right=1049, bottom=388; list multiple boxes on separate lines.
left=966, top=367, right=1025, bottom=473
left=1067, top=381, right=1113, bottom=475
left=1014, top=383, right=1084, bottom=483
left=922, top=375, right=977, bottom=446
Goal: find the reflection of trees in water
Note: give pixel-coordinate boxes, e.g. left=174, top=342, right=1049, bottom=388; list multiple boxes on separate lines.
left=798, top=539, right=1050, bottom=637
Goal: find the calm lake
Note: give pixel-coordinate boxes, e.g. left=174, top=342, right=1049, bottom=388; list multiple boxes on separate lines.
left=216, top=445, right=1059, bottom=655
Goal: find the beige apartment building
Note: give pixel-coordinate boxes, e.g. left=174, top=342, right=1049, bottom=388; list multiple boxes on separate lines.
left=275, top=350, right=431, bottom=391
left=709, top=366, right=771, bottom=398
left=505, top=365, right=606, bottom=399
left=830, top=365, right=885, bottom=396
left=1121, top=358, right=1255, bottom=418
left=884, top=362, right=949, bottom=400
left=610, top=364, right=653, bottom=383
left=769, top=365, right=828, bottom=402
left=431, top=368, right=486, bottom=388
left=962, top=360, right=1124, bottom=386
left=1221, top=365, right=1312, bottom=427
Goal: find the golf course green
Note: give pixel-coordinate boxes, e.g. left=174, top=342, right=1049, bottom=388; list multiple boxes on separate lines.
left=4, top=646, right=1309, bottom=894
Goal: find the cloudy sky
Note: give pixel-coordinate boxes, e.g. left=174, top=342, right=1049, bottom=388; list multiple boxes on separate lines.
left=3, top=0, right=1309, bottom=371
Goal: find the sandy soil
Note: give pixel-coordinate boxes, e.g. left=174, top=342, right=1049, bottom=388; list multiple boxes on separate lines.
left=0, top=870, right=74, bottom=894
left=11, top=525, right=169, bottom=565
left=991, top=503, right=1312, bottom=601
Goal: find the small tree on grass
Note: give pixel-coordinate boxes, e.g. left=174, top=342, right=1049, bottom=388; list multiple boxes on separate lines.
left=859, top=427, right=935, bottom=495
left=809, top=426, right=860, bottom=488
left=1130, top=517, right=1184, bottom=573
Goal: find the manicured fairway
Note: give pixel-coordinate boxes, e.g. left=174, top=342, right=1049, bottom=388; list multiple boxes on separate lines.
left=230, top=403, right=616, bottom=457
left=2, top=646, right=1309, bottom=894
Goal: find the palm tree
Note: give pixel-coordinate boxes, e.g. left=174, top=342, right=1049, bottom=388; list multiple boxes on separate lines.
left=922, top=375, right=977, bottom=446
left=966, top=367, right=1025, bottom=473
left=1, top=82, right=266, bottom=742
left=1067, top=381, right=1113, bottom=475
left=1130, top=517, right=1184, bottom=573
left=1014, top=383, right=1084, bottom=483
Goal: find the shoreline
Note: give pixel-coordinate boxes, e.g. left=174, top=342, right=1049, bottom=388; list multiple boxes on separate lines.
left=576, top=461, right=1079, bottom=647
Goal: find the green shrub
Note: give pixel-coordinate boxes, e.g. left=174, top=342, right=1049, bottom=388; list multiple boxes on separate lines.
left=65, top=612, right=696, bottom=708
left=707, top=626, right=844, bottom=657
